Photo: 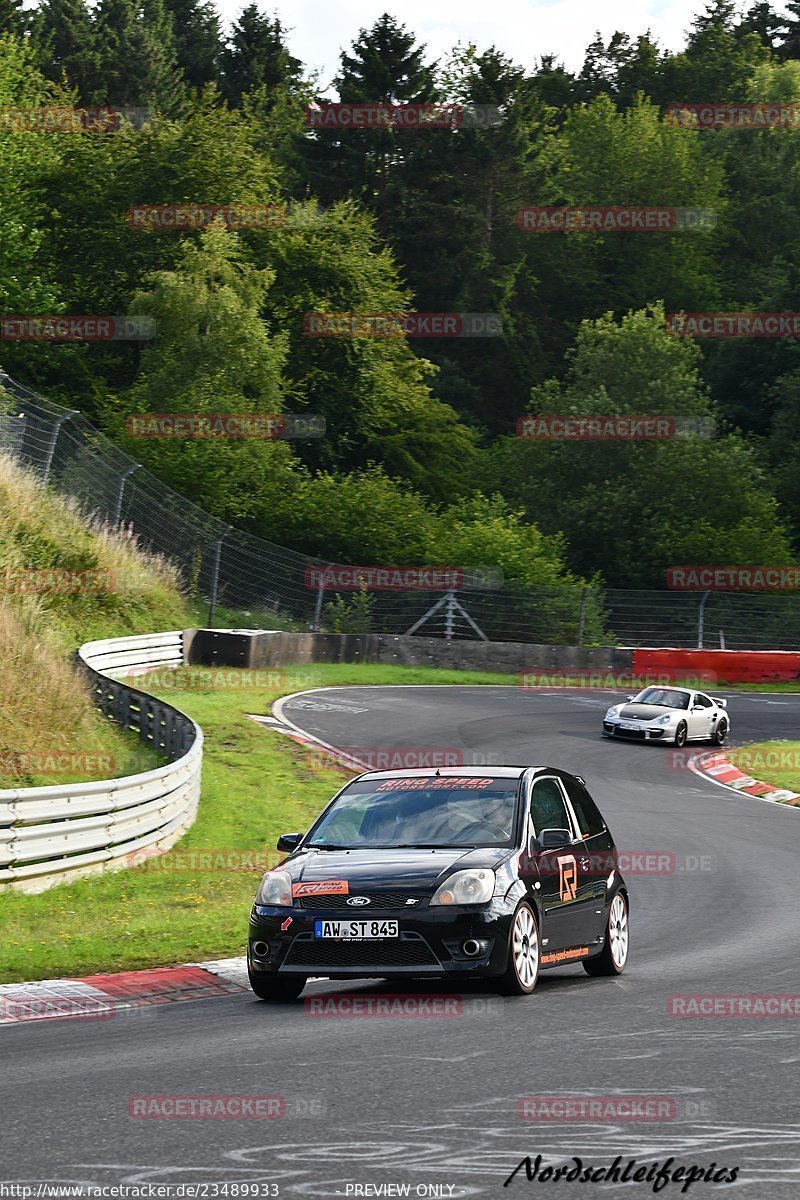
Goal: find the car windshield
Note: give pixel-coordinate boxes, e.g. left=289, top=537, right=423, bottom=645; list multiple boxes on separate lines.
left=306, top=775, right=519, bottom=849
left=634, top=688, right=690, bottom=710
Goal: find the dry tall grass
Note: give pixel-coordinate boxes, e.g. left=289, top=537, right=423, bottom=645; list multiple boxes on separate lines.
left=0, top=453, right=188, bottom=783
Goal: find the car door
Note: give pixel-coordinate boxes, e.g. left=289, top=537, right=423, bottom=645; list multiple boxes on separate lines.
left=689, top=692, right=716, bottom=739
left=560, top=773, right=615, bottom=945
left=527, top=776, right=593, bottom=953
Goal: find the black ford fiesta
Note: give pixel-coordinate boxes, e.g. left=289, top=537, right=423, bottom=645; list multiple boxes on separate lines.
left=248, top=766, right=629, bottom=1001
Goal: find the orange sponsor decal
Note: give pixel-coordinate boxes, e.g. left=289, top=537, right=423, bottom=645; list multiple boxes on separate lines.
left=557, top=854, right=577, bottom=902
left=291, top=880, right=350, bottom=897
left=541, top=946, right=589, bottom=965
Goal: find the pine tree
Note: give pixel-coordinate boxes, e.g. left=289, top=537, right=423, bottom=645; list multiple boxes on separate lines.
left=222, top=7, right=302, bottom=105
left=163, top=0, right=221, bottom=92
left=779, top=1, right=800, bottom=59
left=740, top=1, right=784, bottom=51
left=0, top=0, right=24, bottom=37
left=92, top=0, right=183, bottom=110
left=30, top=0, right=98, bottom=99
left=307, top=14, right=437, bottom=220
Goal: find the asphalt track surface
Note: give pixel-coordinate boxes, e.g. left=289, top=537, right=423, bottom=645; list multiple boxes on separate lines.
left=4, top=685, right=800, bottom=1199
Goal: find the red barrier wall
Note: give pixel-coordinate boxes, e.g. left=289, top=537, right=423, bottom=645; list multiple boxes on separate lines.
left=632, top=648, right=800, bottom=685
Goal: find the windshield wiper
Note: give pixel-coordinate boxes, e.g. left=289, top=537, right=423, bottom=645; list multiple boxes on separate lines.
left=306, top=843, right=353, bottom=850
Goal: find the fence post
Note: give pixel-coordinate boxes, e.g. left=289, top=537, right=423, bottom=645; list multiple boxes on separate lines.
left=577, top=586, right=588, bottom=645
left=312, top=564, right=333, bottom=632
left=698, top=589, right=710, bottom=649
left=207, top=526, right=231, bottom=627
left=444, top=590, right=457, bottom=642
left=42, top=411, right=77, bottom=483
left=113, top=464, right=139, bottom=527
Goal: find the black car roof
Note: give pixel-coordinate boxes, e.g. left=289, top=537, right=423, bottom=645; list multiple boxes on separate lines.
left=352, top=765, right=561, bottom=782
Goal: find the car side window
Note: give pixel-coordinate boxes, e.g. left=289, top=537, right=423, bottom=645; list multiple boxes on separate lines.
left=529, top=778, right=573, bottom=838
left=695, top=694, right=713, bottom=708
left=562, top=778, right=606, bottom=838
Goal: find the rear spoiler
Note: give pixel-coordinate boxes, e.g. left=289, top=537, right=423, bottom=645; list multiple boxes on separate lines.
left=712, top=697, right=727, bottom=708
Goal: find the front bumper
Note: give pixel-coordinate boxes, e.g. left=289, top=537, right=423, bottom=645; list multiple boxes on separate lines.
left=248, top=903, right=513, bottom=979
left=602, top=719, right=672, bottom=742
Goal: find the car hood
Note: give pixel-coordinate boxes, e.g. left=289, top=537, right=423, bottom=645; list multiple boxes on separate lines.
left=619, top=703, right=682, bottom=721
left=281, top=846, right=510, bottom=891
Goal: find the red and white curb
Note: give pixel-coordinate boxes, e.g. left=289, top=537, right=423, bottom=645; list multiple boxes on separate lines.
left=248, top=710, right=369, bottom=771
left=0, top=957, right=250, bottom=1026
left=690, top=751, right=800, bottom=807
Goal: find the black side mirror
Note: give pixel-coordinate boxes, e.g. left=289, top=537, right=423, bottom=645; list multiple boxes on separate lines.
left=539, top=828, right=572, bottom=850
left=277, top=833, right=303, bottom=853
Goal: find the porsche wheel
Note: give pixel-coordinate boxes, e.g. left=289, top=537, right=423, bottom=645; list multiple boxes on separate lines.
left=674, top=721, right=688, bottom=748
left=713, top=719, right=729, bottom=746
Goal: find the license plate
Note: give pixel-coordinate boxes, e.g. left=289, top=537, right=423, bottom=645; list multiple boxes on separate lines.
left=620, top=722, right=638, bottom=730
left=314, top=919, right=399, bottom=940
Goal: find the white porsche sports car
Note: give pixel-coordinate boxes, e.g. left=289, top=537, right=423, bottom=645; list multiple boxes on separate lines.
left=602, top=685, right=729, bottom=747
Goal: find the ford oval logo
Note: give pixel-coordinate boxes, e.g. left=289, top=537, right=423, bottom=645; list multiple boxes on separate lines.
left=346, top=896, right=371, bottom=906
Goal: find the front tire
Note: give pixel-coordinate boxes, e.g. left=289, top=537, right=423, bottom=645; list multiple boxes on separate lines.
left=584, top=892, right=629, bottom=977
left=674, top=721, right=688, bottom=748
left=497, top=903, right=539, bottom=995
left=248, top=970, right=306, bottom=1002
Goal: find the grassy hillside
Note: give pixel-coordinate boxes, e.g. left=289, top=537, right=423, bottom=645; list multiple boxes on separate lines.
left=0, top=453, right=190, bottom=786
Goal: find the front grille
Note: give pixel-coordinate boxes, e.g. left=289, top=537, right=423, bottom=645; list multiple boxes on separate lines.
left=283, top=933, right=440, bottom=969
left=615, top=727, right=646, bottom=740
left=298, top=892, right=420, bottom=911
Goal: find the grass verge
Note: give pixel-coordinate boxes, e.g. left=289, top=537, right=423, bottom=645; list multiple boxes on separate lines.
left=724, top=741, right=800, bottom=796
left=0, top=662, right=514, bottom=983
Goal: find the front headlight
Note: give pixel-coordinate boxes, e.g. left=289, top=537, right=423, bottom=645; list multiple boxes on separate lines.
left=255, top=870, right=293, bottom=907
left=430, top=869, right=495, bottom=906
left=655, top=714, right=674, bottom=726
left=606, top=705, right=622, bottom=718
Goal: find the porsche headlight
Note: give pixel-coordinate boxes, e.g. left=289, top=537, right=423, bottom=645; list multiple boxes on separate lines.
left=606, top=705, right=623, bottom=718
left=430, top=869, right=495, bottom=906
left=656, top=714, right=674, bottom=726
left=255, top=870, right=293, bottom=907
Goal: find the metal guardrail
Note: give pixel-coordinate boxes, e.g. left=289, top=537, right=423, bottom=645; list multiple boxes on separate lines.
left=0, top=632, right=202, bottom=891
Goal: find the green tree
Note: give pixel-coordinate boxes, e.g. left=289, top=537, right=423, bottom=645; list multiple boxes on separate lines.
left=305, top=13, right=437, bottom=223
left=256, top=199, right=479, bottom=502
left=222, top=6, right=302, bottom=106
left=487, top=307, right=792, bottom=586
left=114, top=222, right=295, bottom=524
left=0, top=0, right=24, bottom=37
left=30, top=0, right=99, bottom=98
left=163, top=0, right=221, bottom=92
left=92, top=0, right=183, bottom=110
left=0, top=38, right=66, bottom=382
left=662, top=0, right=770, bottom=101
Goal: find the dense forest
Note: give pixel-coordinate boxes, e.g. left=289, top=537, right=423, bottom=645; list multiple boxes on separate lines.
left=2, top=1, right=800, bottom=590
